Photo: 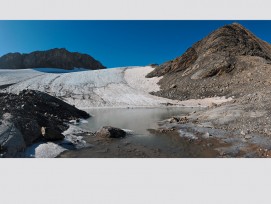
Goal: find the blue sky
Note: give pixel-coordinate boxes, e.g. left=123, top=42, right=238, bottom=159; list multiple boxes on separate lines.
left=0, top=20, right=270, bottom=68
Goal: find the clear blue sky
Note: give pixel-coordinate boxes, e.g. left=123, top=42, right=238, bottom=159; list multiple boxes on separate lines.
left=0, top=20, right=270, bottom=68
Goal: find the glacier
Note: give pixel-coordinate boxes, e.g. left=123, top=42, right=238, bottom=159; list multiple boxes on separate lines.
left=0, top=66, right=229, bottom=109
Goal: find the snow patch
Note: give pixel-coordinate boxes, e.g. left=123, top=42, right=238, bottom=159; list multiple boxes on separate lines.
left=124, top=66, right=162, bottom=92
left=25, top=142, right=67, bottom=158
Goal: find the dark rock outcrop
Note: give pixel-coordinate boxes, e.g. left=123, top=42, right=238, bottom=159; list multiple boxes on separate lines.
left=41, top=127, right=65, bottom=141
left=0, top=48, right=106, bottom=70
left=96, top=126, right=126, bottom=138
left=146, top=23, right=271, bottom=100
left=0, top=90, right=90, bottom=157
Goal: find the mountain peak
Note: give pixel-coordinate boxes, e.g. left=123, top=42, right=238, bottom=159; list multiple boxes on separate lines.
left=230, top=22, right=245, bottom=28
left=147, top=23, right=271, bottom=78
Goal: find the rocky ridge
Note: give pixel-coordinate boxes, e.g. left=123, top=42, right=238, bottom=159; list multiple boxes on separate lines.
left=0, top=48, right=105, bottom=70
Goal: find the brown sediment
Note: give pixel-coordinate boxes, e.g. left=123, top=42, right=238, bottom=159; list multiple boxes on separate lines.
left=58, top=128, right=230, bottom=158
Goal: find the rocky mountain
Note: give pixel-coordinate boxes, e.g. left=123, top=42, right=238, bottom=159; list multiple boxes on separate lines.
left=147, top=23, right=271, bottom=78
left=147, top=23, right=271, bottom=100
left=0, top=48, right=105, bottom=70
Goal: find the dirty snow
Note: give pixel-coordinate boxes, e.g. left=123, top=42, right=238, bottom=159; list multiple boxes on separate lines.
left=25, top=142, right=67, bottom=158
left=1, top=66, right=231, bottom=109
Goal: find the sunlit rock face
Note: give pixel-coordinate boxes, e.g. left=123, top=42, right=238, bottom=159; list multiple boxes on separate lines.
left=0, top=48, right=105, bottom=70
left=146, top=23, right=271, bottom=101
left=147, top=23, right=271, bottom=78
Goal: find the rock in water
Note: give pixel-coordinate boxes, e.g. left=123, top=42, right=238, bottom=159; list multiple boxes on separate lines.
left=0, top=48, right=105, bottom=70
left=96, top=126, right=126, bottom=138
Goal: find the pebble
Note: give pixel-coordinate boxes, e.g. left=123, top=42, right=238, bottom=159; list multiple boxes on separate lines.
left=241, top=138, right=247, bottom=142
left=244, top=135, right=252, bottom=139
left=219, top=152, right=225, bottom=156
left=124, top=142, right=130, bottom=146
left=207, top=143, right=213, bottom=147
left=202, top=132, right=210, bottom=138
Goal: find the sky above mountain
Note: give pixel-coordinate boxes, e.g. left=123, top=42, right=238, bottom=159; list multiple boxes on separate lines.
left=0, top=20, right=270, bottom=68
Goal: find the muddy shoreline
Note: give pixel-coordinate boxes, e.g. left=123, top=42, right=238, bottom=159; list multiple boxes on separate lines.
left=57, top=127, right=225, bottom=158
left=58, top=125, right=270, bottom=158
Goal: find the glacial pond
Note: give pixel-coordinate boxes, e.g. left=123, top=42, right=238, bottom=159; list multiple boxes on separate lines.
left=59, top=107, right=223, bottom=158
left=81, top=107, right=196, bottom=135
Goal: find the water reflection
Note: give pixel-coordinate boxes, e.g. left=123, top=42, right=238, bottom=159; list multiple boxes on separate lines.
left=81, top=107, right=197, bottom=135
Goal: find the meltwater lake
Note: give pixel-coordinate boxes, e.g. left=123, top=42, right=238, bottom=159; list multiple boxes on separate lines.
left=59, top=107, right=222, bottom=158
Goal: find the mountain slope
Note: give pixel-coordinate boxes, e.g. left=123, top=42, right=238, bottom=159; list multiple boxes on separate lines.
left=146, top=23, right=271, bottom=100
left=147, top=23, right=271, bottom=78
left=0, top=48, right=105, bottom=70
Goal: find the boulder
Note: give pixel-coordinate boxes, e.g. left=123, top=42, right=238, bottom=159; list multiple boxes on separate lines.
left=169, top=117, right=180, bottom=123
left=14, top=118, right=41, bottom=145
left=0, top=120, right=26, bottom=158
left=170, top=84, right=177, bottom=89
left=96, top=126, right=126, bottom=138
left=41, top=127, right=65, bottom=141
